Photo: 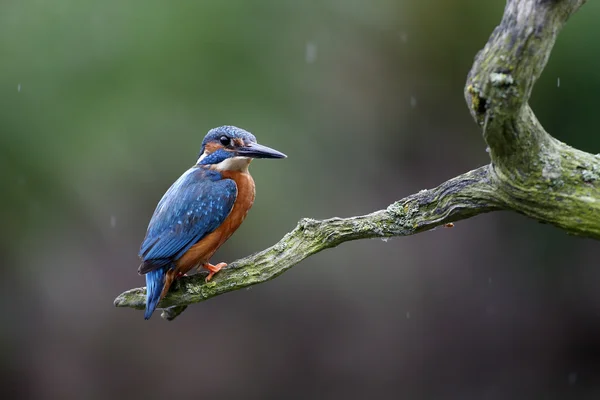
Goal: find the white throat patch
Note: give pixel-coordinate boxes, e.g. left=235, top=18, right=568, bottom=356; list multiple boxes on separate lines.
left=213, top=156, right=252, bottom=172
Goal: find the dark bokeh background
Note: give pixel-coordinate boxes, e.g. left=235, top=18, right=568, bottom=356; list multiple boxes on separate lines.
left=2, top=1, right=600, bottom=399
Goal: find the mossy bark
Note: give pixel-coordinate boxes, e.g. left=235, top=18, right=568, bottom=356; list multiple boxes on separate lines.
left=465, top=0, right=599, bottom=238
left=114, top=166, right=500, bottom=318
left=115, top=0, right=599, bottom=320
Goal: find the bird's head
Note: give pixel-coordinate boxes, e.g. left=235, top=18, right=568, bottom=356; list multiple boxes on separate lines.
left=197, top=126, right=286, bottom=172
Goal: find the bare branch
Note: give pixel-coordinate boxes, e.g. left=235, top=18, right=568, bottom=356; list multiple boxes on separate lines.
left=465, top=0, right=599, bottom=237
left=115, top=0, right=600, bottom=320
left=115, top=167, right=500, bottom=316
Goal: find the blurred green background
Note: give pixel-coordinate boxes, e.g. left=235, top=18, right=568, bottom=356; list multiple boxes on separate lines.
left=2, top=0, right=600, bottom=398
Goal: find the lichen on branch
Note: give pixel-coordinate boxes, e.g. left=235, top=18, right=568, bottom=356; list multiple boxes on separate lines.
left=465, top=0, right=599, bottom=237
left=115, top=0, right=599, bottom=321
left=115, top=166, right=500, bottom=319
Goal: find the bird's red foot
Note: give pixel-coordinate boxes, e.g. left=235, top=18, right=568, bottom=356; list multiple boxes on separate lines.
left=205, top=262, right=227, bottom=282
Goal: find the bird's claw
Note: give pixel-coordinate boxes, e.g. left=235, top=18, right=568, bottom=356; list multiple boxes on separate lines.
left=205, top=262, right=227, bottom=282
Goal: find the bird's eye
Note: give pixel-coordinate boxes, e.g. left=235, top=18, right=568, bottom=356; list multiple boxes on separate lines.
left=219, top=136, right=231, bottom=146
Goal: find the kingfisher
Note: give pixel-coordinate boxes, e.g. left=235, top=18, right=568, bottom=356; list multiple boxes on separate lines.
left=138, top=126, right=286, bottom=319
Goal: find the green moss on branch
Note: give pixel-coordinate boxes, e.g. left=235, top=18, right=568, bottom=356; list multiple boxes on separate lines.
left=115, top=0, right=600, bottom=321
left=114, top=167, right=500, bottom=319
left=464, top=0, right=599, bottom=238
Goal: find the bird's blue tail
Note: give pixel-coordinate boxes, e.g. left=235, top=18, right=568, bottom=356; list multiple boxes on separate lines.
left=144, top=268, right=166, bottom=319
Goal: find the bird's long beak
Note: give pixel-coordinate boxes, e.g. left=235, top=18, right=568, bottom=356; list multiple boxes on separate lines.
left=237, top=142, right=287, bottom=159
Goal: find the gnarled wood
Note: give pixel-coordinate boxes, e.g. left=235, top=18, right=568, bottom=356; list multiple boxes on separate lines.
left=115, top=0, right=599, bottom=320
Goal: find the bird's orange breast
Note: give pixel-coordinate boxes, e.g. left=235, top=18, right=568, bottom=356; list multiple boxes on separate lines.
left=175, top=171, right=255, bottom=273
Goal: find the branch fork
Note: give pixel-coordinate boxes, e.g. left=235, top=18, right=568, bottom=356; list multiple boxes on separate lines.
left=115, top=0, right=598, bottom=320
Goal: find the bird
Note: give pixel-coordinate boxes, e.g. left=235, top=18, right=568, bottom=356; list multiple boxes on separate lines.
left=137, top=125, right=286, bottom=319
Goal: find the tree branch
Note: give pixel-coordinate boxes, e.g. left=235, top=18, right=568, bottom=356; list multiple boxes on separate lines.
left=115, top=0, right=600, bottom=320
left=114, top=166, right=501, bottom=318
left=465, top=0, right=599, bottom=237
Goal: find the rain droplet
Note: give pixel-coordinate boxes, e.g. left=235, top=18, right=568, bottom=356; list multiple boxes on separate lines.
left=17, top=83, right=21, bottom=92
left=568, top=372, right=577, bottom=385
left=406, top=311, right=411, bottom=319
left=305, top=42, right=317, bottom=64
left=399, top=32, right=408, bottom=43
left=557, top=77, right=560, bottom=88
left=410, top=96, right=417, bottom=108
left=110, top=216, right=117, bottom=228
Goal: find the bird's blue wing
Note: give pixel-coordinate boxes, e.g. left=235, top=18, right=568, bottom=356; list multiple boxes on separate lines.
left=138, top=167, right=237, bottom=274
